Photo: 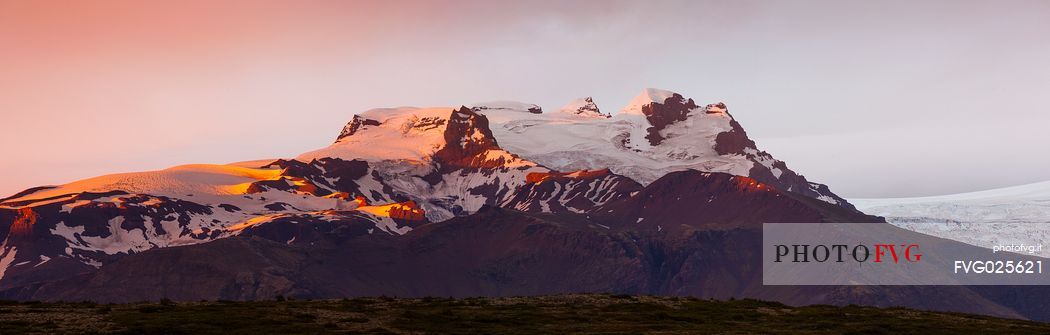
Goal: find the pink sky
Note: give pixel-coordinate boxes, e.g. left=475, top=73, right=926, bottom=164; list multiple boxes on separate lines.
left=3, top=0, right=1050, bottom=198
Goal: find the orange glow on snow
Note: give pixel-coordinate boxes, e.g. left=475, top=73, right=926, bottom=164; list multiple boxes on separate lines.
left=353, top=196, right=368, bottom=207
left=356, top=200, right=425, bottom=221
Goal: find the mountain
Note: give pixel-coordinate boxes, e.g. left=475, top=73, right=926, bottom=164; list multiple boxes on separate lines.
left=13, top=89, right=1050, bottom=321
left=472, top=88, right=854, bottom=210
left=0, top=103, right=640, bottom=288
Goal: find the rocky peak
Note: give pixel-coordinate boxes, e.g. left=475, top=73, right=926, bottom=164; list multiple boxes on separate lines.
left=559, top=97, right=609, bottom=118
left=335, top=115, right=382, bottom=143
left=705, top=102, right=728, bottom=114
left=431, top=106, right=505, bottom=169
left=638, top=92, right=701, bottom=146
left=713, top=115, right=757, bottom=156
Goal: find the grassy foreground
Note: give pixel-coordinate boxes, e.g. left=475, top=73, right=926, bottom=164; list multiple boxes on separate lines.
left=1, top=294, right=1047, bottom=334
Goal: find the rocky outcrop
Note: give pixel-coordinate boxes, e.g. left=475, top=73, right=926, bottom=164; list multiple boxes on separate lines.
left=560, top=97, right=609, bottom=118
left=335, top=115, right=382, bottom=142
left=639, top=93, right=700, bottom=146
left=432, top=107, right=504, bottom=169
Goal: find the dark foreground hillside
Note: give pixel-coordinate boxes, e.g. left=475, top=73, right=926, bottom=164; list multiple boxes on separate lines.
left=1, top=295, right=1048, bottom=334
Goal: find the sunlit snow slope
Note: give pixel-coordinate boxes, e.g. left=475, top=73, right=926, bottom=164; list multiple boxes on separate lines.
left=852, top=181, right=1050, bottom=257
left=852, top=181, right=1050, bottom=224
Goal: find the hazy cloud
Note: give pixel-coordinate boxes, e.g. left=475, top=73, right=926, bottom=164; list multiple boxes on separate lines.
left=1, top=0, right=1047, bottom=197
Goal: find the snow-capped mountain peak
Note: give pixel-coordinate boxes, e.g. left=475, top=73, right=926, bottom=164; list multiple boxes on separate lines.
left=0, top=89, right=866, bottom=298
left=431, top=106, right=536, bottom=170
left=299, top=107, right=454, bottom=163
left=470, top=89, right=855, bottom=209
left=621, top=88, right=685, bottom=115
left=558, top=97, right=609, bottom=118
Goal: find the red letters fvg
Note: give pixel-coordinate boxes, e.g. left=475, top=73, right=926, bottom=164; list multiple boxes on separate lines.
left=874, top=244, right=922, bottom=263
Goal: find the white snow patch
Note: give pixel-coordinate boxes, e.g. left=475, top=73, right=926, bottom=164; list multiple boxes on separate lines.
left=0, top=246, right=17, bottom=281
left=816, top=195, right=837, bottom=204
left=297, top=107, right=454, bottom=163
left=34, top=255, right=51, bottom=268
